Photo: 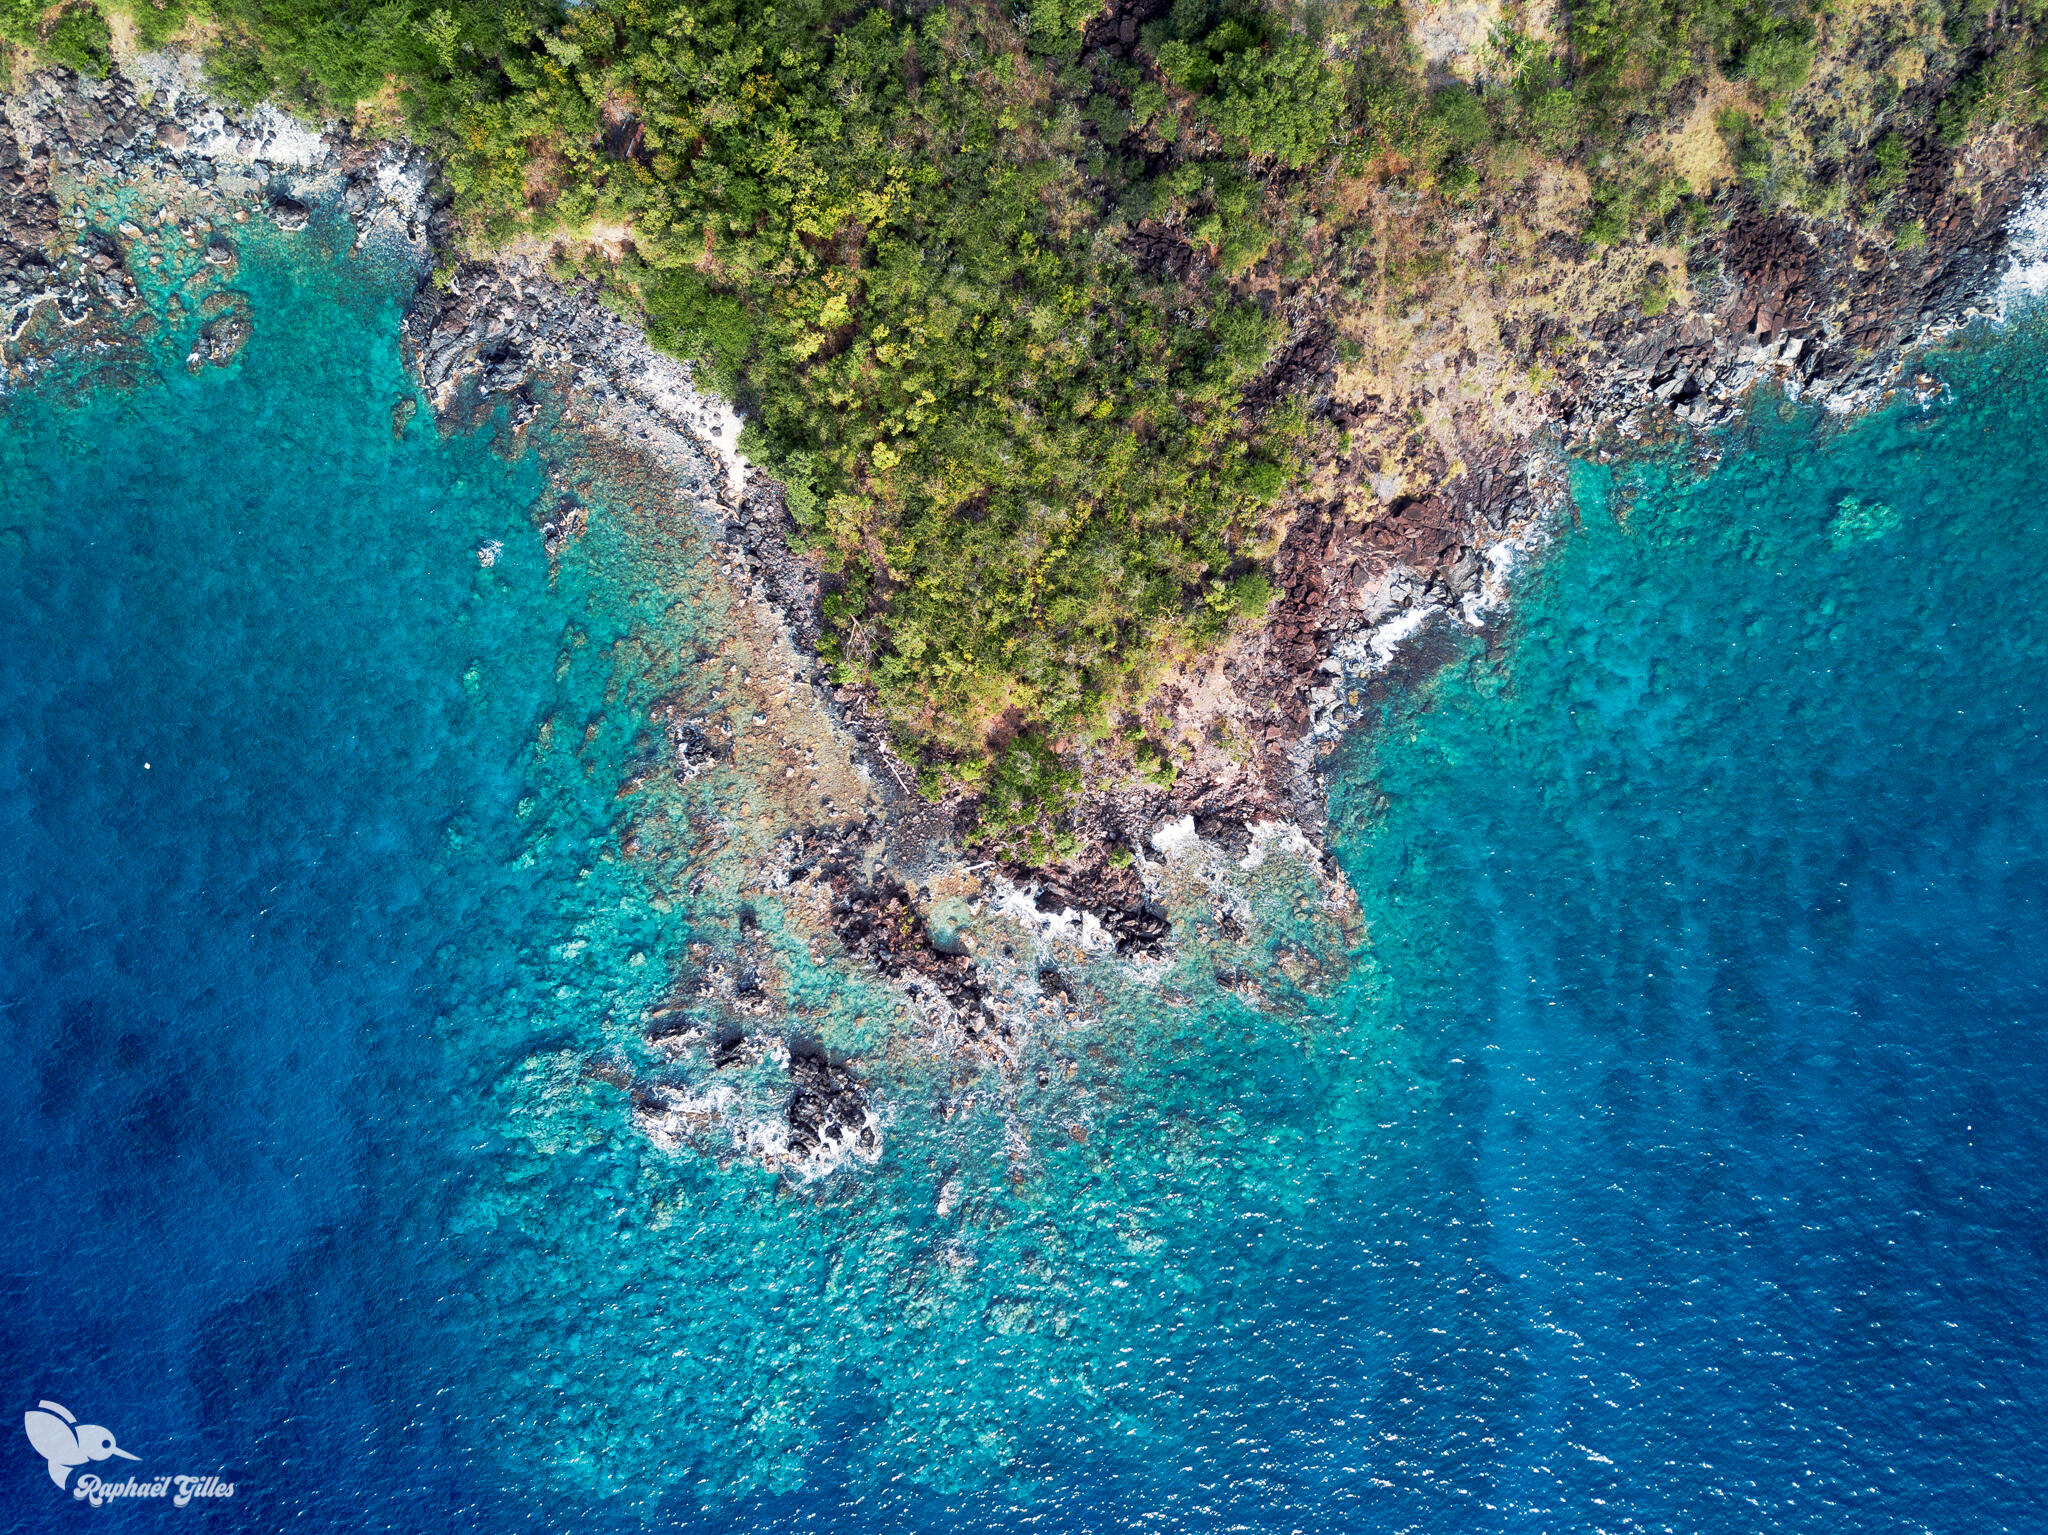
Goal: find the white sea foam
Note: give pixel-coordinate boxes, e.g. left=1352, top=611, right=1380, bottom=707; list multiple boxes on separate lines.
left=1149, top=814, right=1201, bottom=857
left=1999, top=181, right=2048, bottom=312
left=1238, top=819, right=1314, bottom=871
left=990, top=878, right=1116, bottom=955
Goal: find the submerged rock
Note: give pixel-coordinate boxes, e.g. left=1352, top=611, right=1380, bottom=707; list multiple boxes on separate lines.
left=185, top=291, right=251, bottom=371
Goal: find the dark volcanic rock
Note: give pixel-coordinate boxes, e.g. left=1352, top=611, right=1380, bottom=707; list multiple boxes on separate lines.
left=826, top=864, right=995, bottom=1024
left=783, top=1036, right=877, bottom=1163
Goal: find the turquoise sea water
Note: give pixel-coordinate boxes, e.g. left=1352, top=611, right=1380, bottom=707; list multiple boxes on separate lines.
left=5, top=225, right=2048, bottom=1531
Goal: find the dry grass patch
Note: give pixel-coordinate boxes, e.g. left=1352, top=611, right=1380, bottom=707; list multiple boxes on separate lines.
left=1669, top=79, right=1748, bottom=194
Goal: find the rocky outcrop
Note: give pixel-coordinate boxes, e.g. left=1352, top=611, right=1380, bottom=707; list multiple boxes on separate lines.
left=617, top=916, right=889, bottom=1180
left=1553, top=172, right=2035, bottom=437
left=1152, top=142, right=2044, bottom=842
left=0, top=79, right=144, bottom=337
left=782, top=1038, right=879, bottom=1167
left=617, top=1039, right=882, bottom=1182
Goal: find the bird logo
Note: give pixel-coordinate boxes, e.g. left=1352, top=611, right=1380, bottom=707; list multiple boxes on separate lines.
left=23, top=1401, right=139, bottom=1489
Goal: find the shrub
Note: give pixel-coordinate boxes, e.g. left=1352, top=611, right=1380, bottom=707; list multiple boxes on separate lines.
left=639, top=265, right=753, bottom=397
left=1350, top=48, right=1426, bottom=151
left=1425, top=84, right=1489, bottom=158
left=974, top=733, right=1080, bottom=853
left=1638, top=263, right=1673, bottom=315
left=1213, top=37, right=1349, bottom=167
left=1739, top=34, right=1812, bottom=98
left=1027, top=0, right=1101, bottom=58
left=1584, top=163, right=1689, bottom=246
left=1, top=0, right=112, bottom=74
left=1132, top=737, right=1178, bottom=787
left=1528, top=87, right=1582, bottom=156
left=1937, top=70, right=1990, bottom=143
left=1226, top=570, right=1275, bottom=617
left=1159, top=13, right=1351, bottom=169
left=1870, top=130, right=1911, bottom=192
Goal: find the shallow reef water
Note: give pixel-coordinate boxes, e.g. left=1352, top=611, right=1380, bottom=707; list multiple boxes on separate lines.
left=4, top=232, right=2048, bottom=1533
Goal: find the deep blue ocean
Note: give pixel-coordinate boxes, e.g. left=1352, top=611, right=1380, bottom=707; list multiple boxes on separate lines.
left=4, top=223, right=2047, bottom=1533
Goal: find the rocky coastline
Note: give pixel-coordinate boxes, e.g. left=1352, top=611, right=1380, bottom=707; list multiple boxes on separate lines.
left=5, top=53, right=2039, bottom=1181
left=1146, top=133, right=2045, bottom=856
left=2, top=60, right=439, bottom=358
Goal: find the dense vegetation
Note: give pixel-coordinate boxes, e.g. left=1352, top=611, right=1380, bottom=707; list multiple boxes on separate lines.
left=207, top=0, right=1355, bottom=767
left=7, top=0, right=2048, bottom=819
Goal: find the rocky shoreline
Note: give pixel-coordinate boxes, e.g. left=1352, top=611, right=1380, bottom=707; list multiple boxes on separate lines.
left=2, top=60, right=439, bottom=359
left=4, top=53, right=2039, bottom=1181
left=1149, top=134, right=2045, bottom=858
left=0, top=52, right=1361, bottom=1182
left=9, top=57, right=2029, bottom=841
left=325, top=119, right=2048, bottom=912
